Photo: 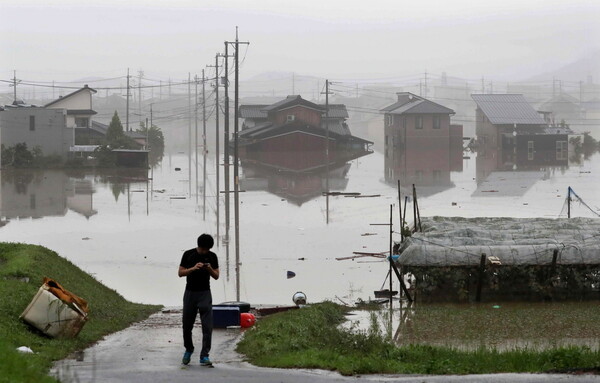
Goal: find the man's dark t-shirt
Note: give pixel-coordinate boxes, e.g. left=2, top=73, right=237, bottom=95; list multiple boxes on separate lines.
left=180, top=249, right=219, bottom=291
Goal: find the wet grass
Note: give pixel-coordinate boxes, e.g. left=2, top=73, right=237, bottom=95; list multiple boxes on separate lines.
left=393, top=302, right=600, bottom=350
left=237, top=302, right=600, bottom=376
left=0, top=242, right=160, bottom=383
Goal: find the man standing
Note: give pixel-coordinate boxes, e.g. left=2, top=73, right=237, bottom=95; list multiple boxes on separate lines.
left=178, top=234, right=219, bottom=366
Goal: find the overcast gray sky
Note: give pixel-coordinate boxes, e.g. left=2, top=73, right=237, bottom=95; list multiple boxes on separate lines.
left=1, top=0, right=599, bottom=83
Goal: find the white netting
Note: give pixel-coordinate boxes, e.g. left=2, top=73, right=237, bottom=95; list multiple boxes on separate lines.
left=398, top=217, right=600, bottom=267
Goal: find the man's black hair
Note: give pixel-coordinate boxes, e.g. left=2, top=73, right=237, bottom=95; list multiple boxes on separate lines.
left=197, top=234, right=214, bottom=249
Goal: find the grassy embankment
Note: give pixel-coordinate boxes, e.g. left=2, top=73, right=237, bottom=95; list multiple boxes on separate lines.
left=0, top=242, right=160, bottom=383
left=237, top=302, right=600, bottom=376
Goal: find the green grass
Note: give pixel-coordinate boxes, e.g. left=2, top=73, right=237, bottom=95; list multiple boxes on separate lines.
left=0, top=242, right=160, bottom=383
left=236, top=302, right=600, bottom=376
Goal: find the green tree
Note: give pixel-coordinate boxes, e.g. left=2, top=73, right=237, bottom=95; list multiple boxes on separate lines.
left=137, top=122, right=165, bottom=165
left=106, top=111, right=125, bottom=146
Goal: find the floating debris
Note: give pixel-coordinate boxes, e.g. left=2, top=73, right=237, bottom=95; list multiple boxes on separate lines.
left=286, top=271, right=296, bottom=279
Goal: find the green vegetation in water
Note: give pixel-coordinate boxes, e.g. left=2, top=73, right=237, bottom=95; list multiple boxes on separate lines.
left=237, top=302, right=600, bottom=376
left=0, top=242, right=160, bottom=383
left=393, top=302, right=600, bottom=350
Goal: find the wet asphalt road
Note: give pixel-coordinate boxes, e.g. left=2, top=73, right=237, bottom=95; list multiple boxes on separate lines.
left=52, top=311, right=600, bottom=383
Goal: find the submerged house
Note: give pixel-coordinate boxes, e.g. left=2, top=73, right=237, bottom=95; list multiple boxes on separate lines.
left=381, top=92, right=463, bottom=189
left=238, top=95, right=372, bottom=155
left=473, top=94, right=573, bottom=171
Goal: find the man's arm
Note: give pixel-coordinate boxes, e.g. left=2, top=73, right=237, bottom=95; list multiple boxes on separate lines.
left=178, top=262, right=203, bottom=277
left=204, top=264, right=220, bottom=280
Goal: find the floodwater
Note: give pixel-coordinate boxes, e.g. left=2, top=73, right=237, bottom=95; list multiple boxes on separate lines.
left=344, top=301, right=600, bottom=351
left=1, top=148, right=599, bottom=307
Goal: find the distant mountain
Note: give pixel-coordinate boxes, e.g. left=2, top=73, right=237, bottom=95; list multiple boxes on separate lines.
left=526, top=50, right=600, bottom=83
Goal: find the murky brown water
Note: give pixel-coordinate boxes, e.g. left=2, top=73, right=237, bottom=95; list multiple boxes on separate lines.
left=345, top=301, right=600, bottom=351
left=1, top=150, right=599, bottom=306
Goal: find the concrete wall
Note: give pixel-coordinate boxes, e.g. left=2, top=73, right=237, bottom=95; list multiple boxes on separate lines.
left=0, top=108, right=72, bottom=159
left=46, top=90, right=93, bottom=111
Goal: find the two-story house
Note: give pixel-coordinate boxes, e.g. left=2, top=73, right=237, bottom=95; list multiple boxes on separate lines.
left=472, top=94, right=572, bottom=170
left=238, top=95, right=372, bottom=163
left=381, top=92, right=463, bottom=188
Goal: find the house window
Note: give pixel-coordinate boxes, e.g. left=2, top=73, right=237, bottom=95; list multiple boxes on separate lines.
left=527, top=141, right=534, bottom=161
left=386, top=115, right=394, bottom=126
left=29, top=116, right=35, bottom=131
left=556, top=141, right=568, bottom=161
left=433, top=116, right=440, bottom=129
left=402, top=117, right=407, bottom=130
left=286, top=114, right=295, bottom=122
left=75, top=117, right=89, bottom=128
left=433, top=170, right=441, bottom=181
left=415, top=116, right=423, bottom=130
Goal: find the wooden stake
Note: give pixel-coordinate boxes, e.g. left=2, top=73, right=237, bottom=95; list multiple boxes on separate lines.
left=476, top=253, right=486, bottom=302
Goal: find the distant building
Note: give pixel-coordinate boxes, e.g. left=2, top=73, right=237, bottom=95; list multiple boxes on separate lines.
left=0, top=85, right=97, bottom=166
left=381, top=92, right=463, bottom=186
left=76, top=120, right=146, bottom=147
left=238, top=95, right=372, bottom=155
left=472, top=94, right=572, bottom=171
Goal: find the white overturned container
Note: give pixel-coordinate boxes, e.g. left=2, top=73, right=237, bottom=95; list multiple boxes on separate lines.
left=20, top=285, right=88, bottom=338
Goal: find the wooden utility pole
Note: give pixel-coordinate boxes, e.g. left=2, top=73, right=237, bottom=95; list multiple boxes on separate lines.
left=138, top=70, right=144, bottom=120
left=389, top=204, right=393, bottom=307
left=195, top=74, right=199, bottom=204
left=126, top=68, right=130, bottom=131
left=202, top=70, right=207, bottom=221
left=230, top=28, right=249, bottom=301
left=325, top=79, right=330, bottom=224
left=10, top=70, right=20, bottom=102
left=211, top=56, right=221, bottom=239
left=188, top=73, right=192, bottom=196
left=224, top=43, right=231, bottom=241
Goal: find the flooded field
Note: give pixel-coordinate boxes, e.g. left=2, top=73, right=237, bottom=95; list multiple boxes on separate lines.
left=1, top=149, right=599, bottom=307
left=345, top=301, right=600, bottom=351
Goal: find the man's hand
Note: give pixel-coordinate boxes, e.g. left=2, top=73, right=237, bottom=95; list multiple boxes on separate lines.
left=178, top=263, right=204, bottom=277
left=192, top=262, right=205, bottom=270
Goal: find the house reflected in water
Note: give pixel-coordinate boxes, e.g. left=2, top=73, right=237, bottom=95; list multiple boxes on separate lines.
left=0, top=170, right=97, bottom=221
left=239, top=149, right=372, bottom=205
left=381, top=92, right=464, bottom=196
left=238, top=95, right=373, bottom=205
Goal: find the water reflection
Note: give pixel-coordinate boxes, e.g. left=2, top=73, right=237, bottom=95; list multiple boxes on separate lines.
left=384, top=136, right=464, bottom=197
left=0, top=168, right=149, bottom=222
left=474, top=129, right=571, bottom=196
left=239, top=149, right=372, bottom=205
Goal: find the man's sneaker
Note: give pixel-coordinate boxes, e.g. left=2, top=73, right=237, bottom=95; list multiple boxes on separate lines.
left=200, top=356, right=213, bottom=366
left=182, top=351, right=193, bottom=365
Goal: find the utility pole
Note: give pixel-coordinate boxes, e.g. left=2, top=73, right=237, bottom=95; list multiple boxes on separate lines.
left=481, top=76, right=485, bottom=94
left=208, top=55, right=221, bottom=239
left=10, top=70, right=20, bottom=102
left=224, top=43, right=231, bottom=241
left=138, top=70, right=144, bottom=119
left=230, top=27, right=249, bottom=301
left=202, top=70, right=207, bottom=221
left=126, top=68, right=130, bottom=131
left=325, top=79, right=330, bottom=224
left=195, top=74, right=199, bottom=204
left=423, top=71, right=428, bottom=98
left=188, top=73, right=192, bottom=197
left=292, top=72, right=295, bottom=94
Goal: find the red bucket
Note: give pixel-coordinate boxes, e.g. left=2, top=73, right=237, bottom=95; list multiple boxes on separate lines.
left=240, top=313, right=256, bottom=328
